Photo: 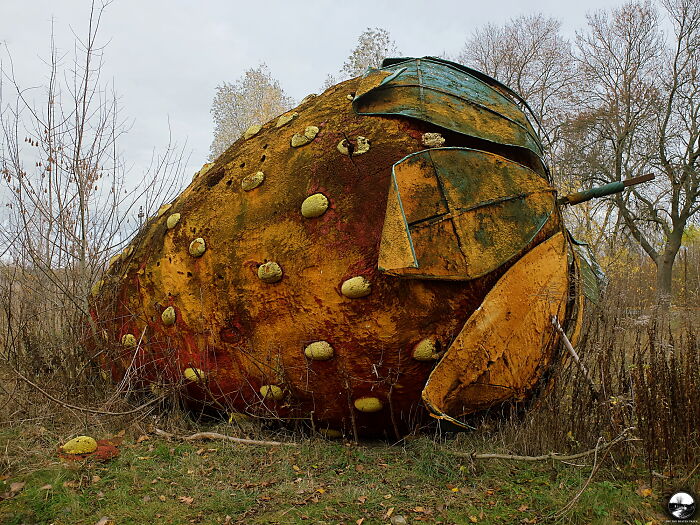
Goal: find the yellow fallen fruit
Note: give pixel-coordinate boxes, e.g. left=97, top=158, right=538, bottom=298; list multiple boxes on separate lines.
left=60, top=436, right=98, bottom=455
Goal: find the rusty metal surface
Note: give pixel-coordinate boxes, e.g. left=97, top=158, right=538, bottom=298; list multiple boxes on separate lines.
left=421, top=232, right=571, bottom=426
left=353, top=57, right=544, bottom=161
left=378, top=148, right=556, bottom=280
left=90, top=57, right=586, bottom=437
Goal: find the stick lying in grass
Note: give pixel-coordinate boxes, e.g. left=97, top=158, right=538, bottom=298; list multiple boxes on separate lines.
left=153, top=428, right=296, bottom=447
left=453, top=426, right=636, bottom=462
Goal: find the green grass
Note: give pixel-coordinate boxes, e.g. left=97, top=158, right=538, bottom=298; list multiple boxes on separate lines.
left=0, top=425, right=675, bottom=524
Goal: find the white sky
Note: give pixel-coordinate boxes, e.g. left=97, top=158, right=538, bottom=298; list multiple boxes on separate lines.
left=1, top=0, right=628, bottom=185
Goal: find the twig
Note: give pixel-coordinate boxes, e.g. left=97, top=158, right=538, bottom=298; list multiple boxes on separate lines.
left=11, top=365, right=167, bottom=416
left=455, top=427, right=635, bottom=462
left=153, top=428, right=296, bottom=447
left=552, top=315, right=601, bottom=399
left=549, top=436, right=608, bottom=520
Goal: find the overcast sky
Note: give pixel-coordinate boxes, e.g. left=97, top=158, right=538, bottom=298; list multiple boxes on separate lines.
left=1, top=0, right=628, bottom=186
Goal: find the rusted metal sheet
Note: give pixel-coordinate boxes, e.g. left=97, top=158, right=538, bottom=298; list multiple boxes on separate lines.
left=353, top=57, right=544, bottom=161
left=422, top=232, right=570, bottom=427
left=378, top=148, right=555, bottom=280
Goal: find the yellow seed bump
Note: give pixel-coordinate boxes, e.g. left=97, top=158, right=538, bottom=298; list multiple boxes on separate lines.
left=156, top=203, right=172, bottom=218
left=304, top=341, right=334, bottom=361
left=337, top=136, right=370, bottom=156
left=184, top=367, right=205, bottom=382
left=120, top=245, right=134, bottom=261
left=166, top=213, right=181, bottom=229
left=260, top=384, right=284, bottom=401
left=90, top=280, right=104, bottom=297
left=319, top=428, right=343, bottom=439
left=243, top=124, right=262, bottom=140
left=354, top=397, right=383, bottom=413
left=276, top=111, right=299, bottom=128
left=161, top=306, right=176, bottom=326
left=291, top=126, right=319, bottom=147
left=241, top=171, right=264, bottom=191
left=412, top=338, right=439, bottom=361
left=108, top=253, right=121, bottom=269
left=121, top=333, right=137, bottom=347
left=341, top=276, right=371, bottom=298
left=194, top=163, right=214, bottom=180
left=301, top=193, right=329, bottom=218
left=422, top=132, right=446, bottom=147
left=258, top=261, right=283, bottom=283
left=189, top=237, right=206, bottom=257
left=60, top=436, right=98, bottom=455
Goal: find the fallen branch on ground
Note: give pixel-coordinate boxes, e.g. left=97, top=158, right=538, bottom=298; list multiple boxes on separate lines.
left=153, top=428, right=296, bottom=447
left=452, top=427, right=636, bottom=462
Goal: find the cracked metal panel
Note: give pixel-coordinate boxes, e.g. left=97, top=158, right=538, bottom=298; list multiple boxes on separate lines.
left=378, top=148, right=556, bottom=280
left=353, top=57, right=544, bottom=160
left=422, top=232, right=570, bottom=427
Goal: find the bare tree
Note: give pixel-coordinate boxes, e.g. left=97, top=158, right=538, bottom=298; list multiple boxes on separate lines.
left=568, top=0, right=700, bottom=301
left=209, top=64, right=293, bottom=159
left=0, top=1, right=185, bottom=381
left=340, top=27, right=401, bottom=79
left=457, top=14, right=577, bottom=161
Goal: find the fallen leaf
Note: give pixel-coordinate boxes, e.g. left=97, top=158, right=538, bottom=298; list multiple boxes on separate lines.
left=638, top=486, right=653, bottom=498
left=158, top=495, right=167, bottom=502
left=292, top=465, right=301, bottom=472
left=451, top=487, right=459, bottom=492
left=95, top=518, right=115, bottom=525
left=356, top=519, right=364, bottom=525
left=92, top=475, right=101, bottom=483
left=385, top=507, right=395, bottom=518
left=414, top=506, right=425, bottom=513
left=316, top=488, right=326, bottom=494
left=358, top=496, right=367, bottom=504
left=469, top=516, right=478, bottom=523
left=136, top=435, right=149, bottom=444
left=137, top=456, right=152, bottom=460
left=383, top=493, right=392, bottom=499
left=518, top=504, right=529, bottom=512
left=40, top=484, right=52, bottom=490
left=9, top=482, right=25, bottom=493
left=63, top=481, right=80, bottom=488
left=179, top=495, right=194, bottom=505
